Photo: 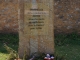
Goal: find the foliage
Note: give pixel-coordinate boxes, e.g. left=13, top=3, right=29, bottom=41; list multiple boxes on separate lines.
left=4, top=44, right=28, bottom=60
left=4, top=44, right=18, bottom=60
left=22, top=51, right=28, bottom=60
left=0, top=33, right=80, bottom=60
left=4, top=45, right=65, bottom=60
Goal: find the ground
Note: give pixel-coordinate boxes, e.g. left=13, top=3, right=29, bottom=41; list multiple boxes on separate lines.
left=0, top=33, right=80, bottom=60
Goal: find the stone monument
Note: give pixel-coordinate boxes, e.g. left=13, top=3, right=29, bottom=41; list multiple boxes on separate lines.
left=18, top=0, right=54, bottom=57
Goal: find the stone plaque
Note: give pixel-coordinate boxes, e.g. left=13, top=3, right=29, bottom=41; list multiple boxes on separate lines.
left=24, top=1, right=49, bottom=35
left=19, top=0, right=54, bottom=57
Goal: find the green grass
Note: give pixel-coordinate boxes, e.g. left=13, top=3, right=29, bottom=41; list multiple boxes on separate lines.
left=0, top=33, right=19, bottom=60
left=0, top=33, right=80, bottom=60
left=55, top=33, right=80, bottom=60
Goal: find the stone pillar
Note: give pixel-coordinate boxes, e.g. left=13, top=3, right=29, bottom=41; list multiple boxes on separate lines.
left=18, top=0, right=54, bottom=58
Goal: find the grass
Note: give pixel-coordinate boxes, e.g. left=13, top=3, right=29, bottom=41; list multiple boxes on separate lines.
left=0, top=33, right=80, bottom=60
left=55, top=33, right=80, bottom=60
left=0, top=33, right=19, bottom=60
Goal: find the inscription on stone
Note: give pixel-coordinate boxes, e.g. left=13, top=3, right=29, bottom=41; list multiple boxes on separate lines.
left=24, top=0, right=50, bottom=35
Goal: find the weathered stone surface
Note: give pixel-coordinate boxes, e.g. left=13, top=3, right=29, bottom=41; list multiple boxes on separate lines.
left=0, top=0, right=80, bottom=34
left=18, top=0, right=54, bottom=57
left=54, top=0, right=80, bottom=34
left=0, top=0, right=18, bottom=33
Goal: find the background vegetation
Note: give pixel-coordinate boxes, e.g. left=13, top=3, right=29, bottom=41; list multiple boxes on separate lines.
left=0, top=33, right=80, bottom=60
